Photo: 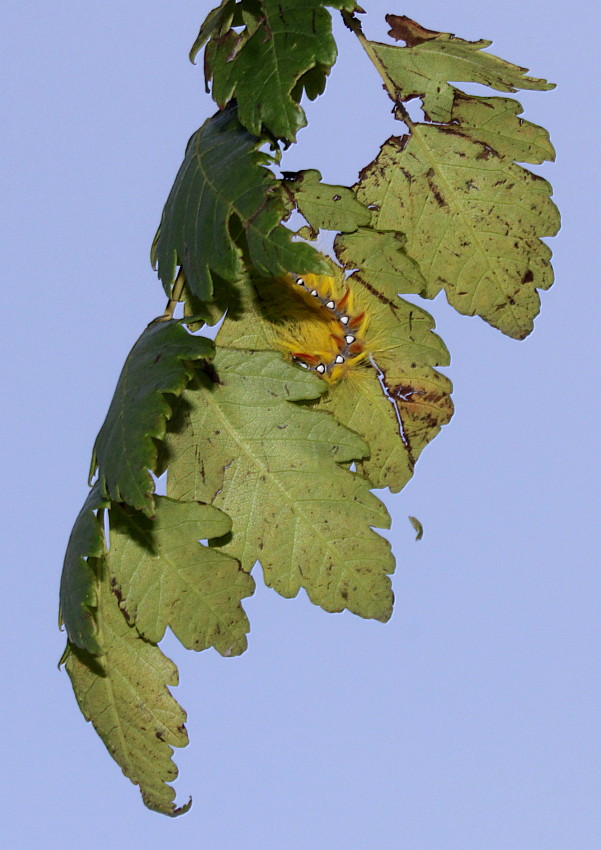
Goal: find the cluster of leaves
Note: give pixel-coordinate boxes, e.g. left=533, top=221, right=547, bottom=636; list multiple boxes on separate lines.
left=60, top=2, right=558, bottom=815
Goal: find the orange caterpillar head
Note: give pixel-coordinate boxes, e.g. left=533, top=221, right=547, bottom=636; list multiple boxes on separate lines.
left=273, top=269, right=370, bottom=384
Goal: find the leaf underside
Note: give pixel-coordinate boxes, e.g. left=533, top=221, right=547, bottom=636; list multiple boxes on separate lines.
left=165, top=348, right=396, bottom=622
left=108, top=497, right=254, bottom=656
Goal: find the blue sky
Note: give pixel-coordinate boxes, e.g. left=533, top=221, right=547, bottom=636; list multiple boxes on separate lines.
left=2, top=1, right=599, bottom=847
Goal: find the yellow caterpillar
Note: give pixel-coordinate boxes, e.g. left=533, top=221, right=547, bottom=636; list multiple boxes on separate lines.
left=275, top=270, right=370, bottom=384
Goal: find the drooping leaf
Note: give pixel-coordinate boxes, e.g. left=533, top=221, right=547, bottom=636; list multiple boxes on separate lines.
left=59, top=484, right=108, bottom=655
left=192, top=0, right=359, bottom=141
left=108, top=497, right=254, bottom=656
left=151, top=106, right=329, bottom=302
left=89, top=321, right=214, bottom=517
left=282, top=169, right=371, bottom=234
left=215, top=269, right=452, bottom=492
left=344, top=15, right=560, bottom=338
left=65, top=567, right=191, bottom=817
left=166, top=348, right=395, bottom=622
left=375, top=14, right=554, bottom=123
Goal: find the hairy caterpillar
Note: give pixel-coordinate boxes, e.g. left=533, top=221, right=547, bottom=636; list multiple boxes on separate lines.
left=274, top=269, right=371, bottom=383
left=214, top=256, right=454, bottom=491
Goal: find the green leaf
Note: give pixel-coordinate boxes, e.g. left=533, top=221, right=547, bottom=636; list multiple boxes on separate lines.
left=282, top=169, right=371, bottom=233
left=355, top=126, right=559, bottom=338
left=90, top=321, right=214, bottom=516
left=65, top=567, right=191, bottom=817
left=59, top=484, right=108, bottom=655
left=195, top=0, right=358, bottom=141
left=151, top=107, right=329, bottom=302
left=108, top=497, right=254, bottom=656
left=374, top=15, right=554, bottom=123
left=189, top=0, right=237, bottom=64
left=166, top=349, right=395, bottom=622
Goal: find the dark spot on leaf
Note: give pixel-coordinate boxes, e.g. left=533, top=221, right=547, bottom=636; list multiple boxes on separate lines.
left=426, top=172, right=446, bottom=207
left=523, top=270, right=534, bottom=284
left=385, top=14, right=441, bottom=46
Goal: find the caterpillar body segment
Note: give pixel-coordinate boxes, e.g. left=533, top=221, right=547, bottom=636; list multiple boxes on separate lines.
left=277, top=270, right=370, bottom=383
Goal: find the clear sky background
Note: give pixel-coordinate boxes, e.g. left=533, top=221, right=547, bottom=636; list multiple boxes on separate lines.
left=2, top=1, right=599, bottom=847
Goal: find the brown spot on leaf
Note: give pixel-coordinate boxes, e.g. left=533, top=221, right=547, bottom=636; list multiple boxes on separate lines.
left=386, top=14, right=442, bottom=46
left=522, top=270, right=534, bottom=284
left=109, top=579, right=131, bottom=622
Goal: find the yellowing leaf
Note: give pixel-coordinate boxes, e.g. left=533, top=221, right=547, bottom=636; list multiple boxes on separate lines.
left=108, top=498, right=254, bottom=657
left=449, top=92, right=556, bottom=165
left=355, top=127, right=559, bottom=338
left=282, top=169, right=371, bottom=234
left=65, top=568, right=191, bottom=817
left=334, top=227, right=425, bottom=296
left=336, top=13, right=559, bottom=338
left=166, top=349, right=395, bottom=622
left=372, top=16, right=554, bottom=123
